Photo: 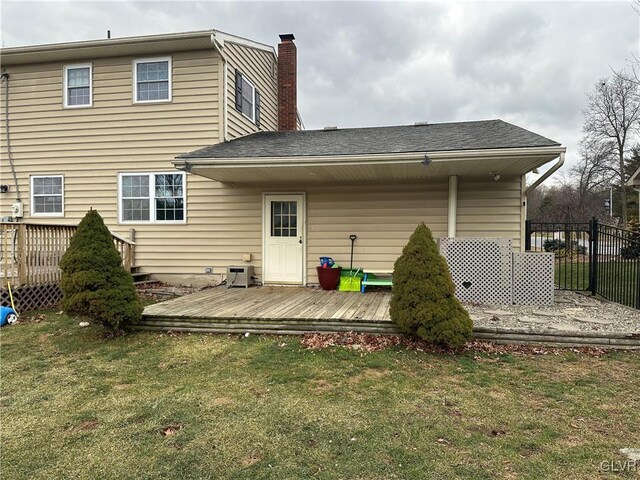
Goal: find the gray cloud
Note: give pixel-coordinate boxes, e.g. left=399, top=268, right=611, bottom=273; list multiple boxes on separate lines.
left=2, top=1, right=638, bottom=179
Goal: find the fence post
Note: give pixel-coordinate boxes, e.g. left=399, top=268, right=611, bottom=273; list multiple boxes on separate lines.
left=129, top=228, right=136, bottom=269
left=590, top=217, right=598, bottom=296
left=524, top=220, right=532, bottom=251
left=16, top=224, right=27, bottom=286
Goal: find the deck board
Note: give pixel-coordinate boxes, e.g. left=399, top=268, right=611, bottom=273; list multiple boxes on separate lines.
left=143, top=286, right=394, bottom=326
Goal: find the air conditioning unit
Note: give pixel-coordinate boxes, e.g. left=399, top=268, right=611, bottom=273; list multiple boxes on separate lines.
left=226, top=265, right=254, bottom=288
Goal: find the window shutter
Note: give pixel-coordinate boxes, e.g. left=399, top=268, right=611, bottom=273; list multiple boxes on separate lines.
left=235, top=69, right=242, bottom=111
left=255, top=89, right=261, bottom=126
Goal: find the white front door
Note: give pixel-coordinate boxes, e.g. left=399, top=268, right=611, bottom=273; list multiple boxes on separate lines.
left=263, top=194, right=305, bottom=284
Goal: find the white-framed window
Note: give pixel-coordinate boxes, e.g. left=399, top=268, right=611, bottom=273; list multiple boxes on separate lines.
left=235, top=70, right=260, bottom=125
left=63, top=63, right=92, bottom=108
left=118, top=172, right=186, bottom=224
left=31, top=175, right=64, bottom=216
left=133, top=57, right=172, bottom=103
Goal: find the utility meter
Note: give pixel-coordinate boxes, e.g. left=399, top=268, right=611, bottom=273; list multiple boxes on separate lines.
left=11, top=201, right=23, bottom=218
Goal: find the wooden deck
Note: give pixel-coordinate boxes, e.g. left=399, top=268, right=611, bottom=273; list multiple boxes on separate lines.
left=135, top=286, right=640, bottom=347
left=136, top=286, right=400, bottom=334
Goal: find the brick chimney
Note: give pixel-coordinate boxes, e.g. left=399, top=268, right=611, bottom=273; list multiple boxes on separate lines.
left=278, top=34, right=297, bottom=131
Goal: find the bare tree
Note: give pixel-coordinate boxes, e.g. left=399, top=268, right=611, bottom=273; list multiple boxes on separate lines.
left=572, top=137, right=616, bottom=196
left=582, top=70, right=640, bottom=225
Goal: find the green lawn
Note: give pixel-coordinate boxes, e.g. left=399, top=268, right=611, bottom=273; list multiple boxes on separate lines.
left=1, top=312, right=639, bottom=479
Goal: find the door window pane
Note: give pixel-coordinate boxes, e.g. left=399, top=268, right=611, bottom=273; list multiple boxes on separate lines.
left=271, top=201, right=298, bottom=237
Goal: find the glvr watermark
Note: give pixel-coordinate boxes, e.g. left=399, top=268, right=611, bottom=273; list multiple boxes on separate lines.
left=600, top=459, right=637, bottom=473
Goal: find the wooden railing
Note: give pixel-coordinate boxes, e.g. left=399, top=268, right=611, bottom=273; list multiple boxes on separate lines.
left=1, top=223, right=135, bottom=288
left=111, top=231, right=135, bottom=273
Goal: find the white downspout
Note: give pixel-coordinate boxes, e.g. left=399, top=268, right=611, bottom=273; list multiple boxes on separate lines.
left=211, top=33, right=228, bottom=142
left=448, top=175, right=458, bottom=237
left=523, top=152, right=565, bottom=251
left=525, top=152, right=565, bottom=196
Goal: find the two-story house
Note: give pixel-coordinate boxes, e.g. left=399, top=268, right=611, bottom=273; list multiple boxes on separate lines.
left=1, top=29, right=565, bottom=288
left=1, top=30, right=294, bottom=284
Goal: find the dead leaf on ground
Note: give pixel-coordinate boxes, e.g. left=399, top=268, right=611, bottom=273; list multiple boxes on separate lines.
left=160, top=423, right=183, bottom=437
left=300, top=333, right=608, bottom=357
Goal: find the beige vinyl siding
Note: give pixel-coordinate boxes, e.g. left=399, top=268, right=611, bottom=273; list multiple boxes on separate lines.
left=456, top=176, right=523, bottom=250
left=224, top=41, right=278, bottom=139
left=305, top=181, right=448, bottom=274
left=0, top=49, right=237, bottom=278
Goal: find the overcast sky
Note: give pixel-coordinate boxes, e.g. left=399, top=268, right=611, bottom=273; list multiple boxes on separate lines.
left=2, top=1, right=639, bottom=179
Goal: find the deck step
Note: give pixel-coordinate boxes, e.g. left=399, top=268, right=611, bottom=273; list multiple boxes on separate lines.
left=134, top=315, right=401, bottom=334
left=130, top=317, right=640, bottom=348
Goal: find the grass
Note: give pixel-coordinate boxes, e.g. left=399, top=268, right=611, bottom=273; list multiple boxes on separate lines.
left=1, top=312, right=639, bottom=479
left=555, top=260, right=639, bottom=308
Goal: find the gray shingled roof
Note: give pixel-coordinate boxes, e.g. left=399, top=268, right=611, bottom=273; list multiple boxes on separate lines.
left=178, top=119, right=560, bottom=159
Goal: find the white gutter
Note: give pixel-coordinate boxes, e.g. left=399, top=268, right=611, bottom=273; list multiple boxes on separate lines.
left=174, top=151, right=429, bottom=168
left=525, top=152, right=565, bottom=195
left=174, top=146, right=566, bottom=169
left=448, top=175, right=458, bottom=237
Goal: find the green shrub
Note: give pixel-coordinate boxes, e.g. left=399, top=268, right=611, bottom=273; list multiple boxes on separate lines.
left=389, top=223, right=472, bottom=348
left=60, top=209, right=143, bottom=332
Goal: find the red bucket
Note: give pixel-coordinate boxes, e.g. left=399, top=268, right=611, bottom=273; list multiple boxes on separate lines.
left=316, top=266, right=342, bottom=290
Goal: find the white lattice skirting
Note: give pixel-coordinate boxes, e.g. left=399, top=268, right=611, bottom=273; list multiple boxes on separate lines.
left=439, top=237, right=554, bottom=306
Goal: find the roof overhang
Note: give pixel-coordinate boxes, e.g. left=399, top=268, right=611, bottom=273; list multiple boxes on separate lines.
left=1, top=30, right=218, bottom=66
left=627, top=166, right=640, bottom=186
left=173, top=146, right=566, bottom=183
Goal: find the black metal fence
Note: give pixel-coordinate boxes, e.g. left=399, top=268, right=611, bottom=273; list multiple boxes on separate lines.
left=525, top=218, right=640, bottom=309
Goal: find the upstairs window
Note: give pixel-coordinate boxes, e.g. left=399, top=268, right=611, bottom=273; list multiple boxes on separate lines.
left=235, top=70, right=260, bottom=125
left=134, top=57, right=171, bottom=103
left=31, top=175, right=64, bottom=216
left=64, top=64, right=92, bottom=108
left=119, top=172, right=185, bottom=223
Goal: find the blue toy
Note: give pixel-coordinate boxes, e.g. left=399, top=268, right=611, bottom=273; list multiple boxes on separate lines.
left=319, top=256, right=335, bottom=267
left=1, top=306, right=17, bottom=327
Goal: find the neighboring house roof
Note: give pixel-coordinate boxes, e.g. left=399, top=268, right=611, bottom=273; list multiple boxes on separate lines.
left=0, top=29, right=276, bottom=66
left=628, top=166, right=640, bottom=186
left=178, top=119, right=560, bottom=159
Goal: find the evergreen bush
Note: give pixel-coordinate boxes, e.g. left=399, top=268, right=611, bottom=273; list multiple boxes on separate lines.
left=389, top=223, right=472, bottom=348
left=60, top=209, right=143, bottom=332
left=620, top=220, right=640, bottom=260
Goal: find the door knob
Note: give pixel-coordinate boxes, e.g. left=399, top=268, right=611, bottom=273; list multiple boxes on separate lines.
left=299, top=237, right=303, bottom=244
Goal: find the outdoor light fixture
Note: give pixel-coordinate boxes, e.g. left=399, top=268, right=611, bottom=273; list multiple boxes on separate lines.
left=490, top=172, right=501, bottom=181
left=0, top=185, right=8, bottom=194
left=422, top=155, right=431, bottom=166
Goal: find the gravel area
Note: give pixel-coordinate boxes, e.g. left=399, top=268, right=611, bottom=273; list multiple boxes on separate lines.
left=465, top=291, right=640, bottom=335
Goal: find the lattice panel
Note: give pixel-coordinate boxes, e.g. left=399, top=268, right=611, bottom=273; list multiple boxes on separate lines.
left=512, top=252, right=554, bottom=306
left=1, top=283, right=62, bottom=312
left=439, top=237, right=513, bottom=305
